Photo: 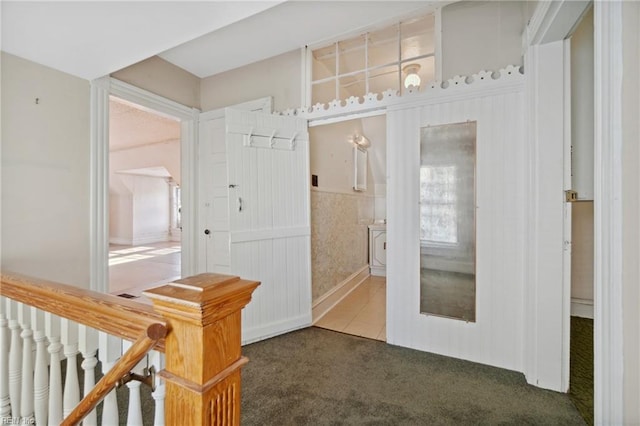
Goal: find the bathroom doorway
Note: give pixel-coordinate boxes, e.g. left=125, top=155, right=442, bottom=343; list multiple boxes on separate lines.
left=308, top=115, right=387, bottom=341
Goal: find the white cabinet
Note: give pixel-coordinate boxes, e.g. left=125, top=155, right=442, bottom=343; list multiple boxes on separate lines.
left=369, top=224, right=386, bottom=276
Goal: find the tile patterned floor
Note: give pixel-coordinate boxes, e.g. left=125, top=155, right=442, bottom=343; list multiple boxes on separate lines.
left=315, top=276, right=386, bottom=341
left=109, top=241, right=181, bottom=296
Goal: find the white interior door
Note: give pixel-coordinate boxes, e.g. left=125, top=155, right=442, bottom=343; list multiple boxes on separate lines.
left=225, top=108, right=311, bottom=343
left=198, top=116, right=231, bottom=274
left=198, top=98, right=273, bottom=275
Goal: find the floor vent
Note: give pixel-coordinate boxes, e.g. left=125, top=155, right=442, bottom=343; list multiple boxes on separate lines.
left=117, top=293, right=138, bottom=299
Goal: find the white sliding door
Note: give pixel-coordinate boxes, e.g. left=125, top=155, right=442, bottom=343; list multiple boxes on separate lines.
left=225, top=109, right=311, bottom=343
left=387, top=88, right=527, bottom=373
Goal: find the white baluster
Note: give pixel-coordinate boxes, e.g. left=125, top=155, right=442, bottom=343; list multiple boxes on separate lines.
left=0, top=313, right=11, bottom=419
left=126, top=381, right=143, bottom=426
left=98, top=332, right=120, bottom=425
left=100, top=361, right=119, bottom=425
left=61, top=319, right=79, bottom=418
left=15, top=303, right=34, bottom=423
left=20, top=326, right=34, bottom=422
left=151, top=384, right=166, bottom=426
left=123, top=340, right=143, bottom=426
left=8, top=319, right=22, bottom=418
left=79, top=325, right=98, bottom=426
left=33, top=331, right=49, bottom=425
left=30, top=308, right=47, bottom=425
left=45, top=313, right=62, bottom=425
left=149, top=350, right=165, bottom=426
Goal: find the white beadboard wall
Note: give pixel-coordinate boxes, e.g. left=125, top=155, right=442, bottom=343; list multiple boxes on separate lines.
left=387, top=88, right=526, bottom=372
left=225, top=109, right=312, bottom=343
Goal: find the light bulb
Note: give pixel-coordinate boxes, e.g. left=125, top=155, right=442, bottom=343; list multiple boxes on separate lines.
left=404, top=73, right=421, bottom=88
left=403, top=64, right=421, bottom=89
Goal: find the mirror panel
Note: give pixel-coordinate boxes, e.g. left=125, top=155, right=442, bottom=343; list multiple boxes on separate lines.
left=419, top=121, right=476, bottom=321
left=354, top=146, right=367, bottom=192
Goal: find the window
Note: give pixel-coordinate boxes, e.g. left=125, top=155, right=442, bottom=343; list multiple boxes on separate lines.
left=171, top=184, right=181, bottom=230
left=420, top=165, right=457, bottom=244
left=310, top=13, right=437, bottom=105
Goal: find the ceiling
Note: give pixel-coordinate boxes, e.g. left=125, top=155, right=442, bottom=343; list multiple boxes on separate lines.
left=109, top=98, right=180, bottom=152
left=1, top=1, right=443, bottom=81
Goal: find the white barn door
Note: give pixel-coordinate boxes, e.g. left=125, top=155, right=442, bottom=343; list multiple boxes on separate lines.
left=225, top=109, right=311, bottom=343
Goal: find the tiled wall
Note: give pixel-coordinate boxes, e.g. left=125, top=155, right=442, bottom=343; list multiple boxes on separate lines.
left=311, top=190, right=374, bottom=301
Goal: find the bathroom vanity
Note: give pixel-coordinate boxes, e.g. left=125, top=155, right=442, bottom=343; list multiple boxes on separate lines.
left=368, top=223, right=387, bottom=276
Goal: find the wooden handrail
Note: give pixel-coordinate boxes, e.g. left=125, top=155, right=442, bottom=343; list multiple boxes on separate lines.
left=61, top=322, right=167, bottom=426
left=1, top=271, right=260, bottom=425
left=0, top=272, right=167, bottom=350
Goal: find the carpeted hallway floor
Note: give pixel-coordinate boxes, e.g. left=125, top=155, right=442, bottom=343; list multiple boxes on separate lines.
left=241, top=327, right=585, bottom=425
left=569, top=316, right=594, bottom=425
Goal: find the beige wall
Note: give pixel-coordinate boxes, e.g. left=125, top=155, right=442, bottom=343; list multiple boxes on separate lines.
left=571, top=202, right=593, bottom=301
left=1, top=52, right=91, bottom=288
left=622, top=2, right=640, bottom=422
left=310, top=119, right=371, bottom=195
left=111, top=56, right=201, bottom=109
left=441, top=1, right=527, bottom=81
left=200, top=49, right=301, bottom=113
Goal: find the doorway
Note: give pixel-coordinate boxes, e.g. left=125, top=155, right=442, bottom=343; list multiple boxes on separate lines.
left=308, top=115, right=388, bottom=341
left=107, top=96, right=182, bottom=296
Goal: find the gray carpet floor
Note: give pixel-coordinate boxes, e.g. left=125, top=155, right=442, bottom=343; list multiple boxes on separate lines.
left=241, top=327, right=585, bottom=425
left=569, top=317, right=593, bottom=425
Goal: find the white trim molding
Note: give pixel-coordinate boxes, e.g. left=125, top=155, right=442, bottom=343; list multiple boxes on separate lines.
left=524, top=0, right=591, bottom=46
left=571, top=298, right=594, bottom=319
left=89, top=78, right=200, bottom=293
left=279, top=65, right=524, bottom=123
left=89, top=77, right=110, bottom=293
left=594, top=1, right=624, bottom=423
left=312, top=266, right=369, bottom=323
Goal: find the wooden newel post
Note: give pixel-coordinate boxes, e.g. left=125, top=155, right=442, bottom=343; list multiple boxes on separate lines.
left=143, top=273, right=259, bottom=425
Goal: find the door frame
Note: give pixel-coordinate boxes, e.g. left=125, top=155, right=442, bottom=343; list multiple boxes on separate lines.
left=89, top=77, right=199, bottom=293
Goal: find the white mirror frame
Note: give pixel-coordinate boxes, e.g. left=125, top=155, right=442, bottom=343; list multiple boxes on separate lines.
left=353, top=146, right=367, bottom=192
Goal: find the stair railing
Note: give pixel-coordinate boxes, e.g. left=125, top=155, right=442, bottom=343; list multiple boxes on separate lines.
left=0, top=271, right=259, bottom=425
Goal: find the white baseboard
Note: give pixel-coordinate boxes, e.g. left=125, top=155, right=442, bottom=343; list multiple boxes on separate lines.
left=109, top=237, right=133, bottom=245
left=110, top=233, right=173, bottom=246
left=132, top=232, right=170, bottom=246
left=241, top=313, right=311, bottom=345
left=170, top=228, right=182, bottom=242
left=571, top=298, right=594, bottom=319
left=312, top=266, right=370, bottom=324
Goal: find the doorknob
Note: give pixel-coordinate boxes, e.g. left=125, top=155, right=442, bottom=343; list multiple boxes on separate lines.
left=204, top=229, right=210, bottom=235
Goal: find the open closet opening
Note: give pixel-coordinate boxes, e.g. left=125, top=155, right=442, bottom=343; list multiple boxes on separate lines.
left=310, top=114, right=387, bottom=341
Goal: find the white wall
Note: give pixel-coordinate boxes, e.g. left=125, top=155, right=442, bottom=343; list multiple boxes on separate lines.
left=110, top=140, right=181, bottom=186
left=131, top=175, right=170, bottom=245
left=109, top=140, right=179, bottom=244
left=1, top=52, right=91, bottom=288
left=571, top=7, right=594, bottom=200
left=310, top=119, right=368, bottom=195
left=200, top=49, right=301, bottom=113
left=569, top=7, right=594, bottom=309
left=441, top=1, right=527, bottom=80
left=111, top=56, right=201, bottom=109
left=622, top=2, right=640, bottom=422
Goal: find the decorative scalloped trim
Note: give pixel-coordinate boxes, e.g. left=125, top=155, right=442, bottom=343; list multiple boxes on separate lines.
left=277, top=65, right=524, bottom=118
